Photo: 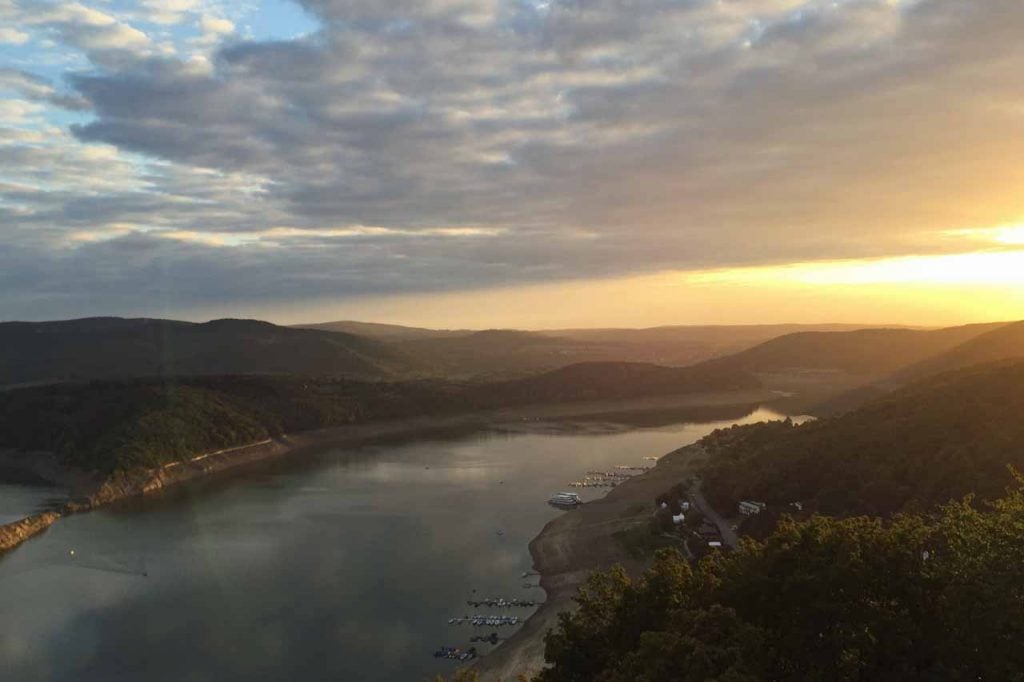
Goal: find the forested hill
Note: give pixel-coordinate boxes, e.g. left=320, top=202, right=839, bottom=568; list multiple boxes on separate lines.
left=701, top=359, right=1024, bottom=518
left=0, top=318, right=412, bottom=385
left=488, top=361, right=758, bottom=403
left=894, top=320, right=1024, bottom=381
left=0, top=362, right=759, bottom=475
left=294, top=320, right=467, bottom=340
left=691, top=322, right=1006, bottom=376
left=298, top=321, right=893, bottom=379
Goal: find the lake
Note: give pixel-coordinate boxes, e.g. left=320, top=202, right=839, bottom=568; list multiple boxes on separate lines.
left=0, top=406, right=787, bottom=681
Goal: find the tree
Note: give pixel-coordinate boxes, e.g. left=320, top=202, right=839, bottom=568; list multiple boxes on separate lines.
left=536, top=481, right=1024, bottom=681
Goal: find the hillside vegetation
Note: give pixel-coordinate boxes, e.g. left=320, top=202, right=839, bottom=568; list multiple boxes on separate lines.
left=0, top=362, right=758, bottom=475
left=692, top=323, right=1006, bottom=376
left=810, top=319, right=1024, bottom=415
left=701, top=360, right=1024, bottom=517
left=894, top=320, right=1024, bottom=380
left=0, top=317, right=412, bottom=386
left=537, top=486, right=1024, bottom=681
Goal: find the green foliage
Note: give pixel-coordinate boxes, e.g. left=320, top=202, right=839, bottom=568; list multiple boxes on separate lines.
left=0, top=357, right=756, bottom=476
left=538, top=483, right=1024, bottom=681
left=702, top=361, right=1024, bottom=517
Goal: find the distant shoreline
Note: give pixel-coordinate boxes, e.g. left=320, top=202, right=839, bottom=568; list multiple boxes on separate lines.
left=0, top=388, right=766, bottom=558
left=476, top=443, right=708, bottom=680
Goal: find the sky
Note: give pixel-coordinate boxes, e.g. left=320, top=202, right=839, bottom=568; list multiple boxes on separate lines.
left=1, top=0, right=1024, bottom=328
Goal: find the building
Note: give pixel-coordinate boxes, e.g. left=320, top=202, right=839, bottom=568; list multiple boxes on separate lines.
left=738, top=500, right=767, bottom=516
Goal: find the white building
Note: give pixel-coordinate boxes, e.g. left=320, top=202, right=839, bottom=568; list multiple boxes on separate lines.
left=738, top=500, right=767, bottom=516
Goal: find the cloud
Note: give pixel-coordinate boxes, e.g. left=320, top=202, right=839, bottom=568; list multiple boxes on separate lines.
left=199, top=15, right=235, bottom=35
left=3, top=1, right=156, bottom=66
left=3, top=0, right=1024, bottom=319
left=0, top=68, right=91, bottom=110
left=133, top=0, right=202, bottom=26
left=0, top=26, right=29, bottom=44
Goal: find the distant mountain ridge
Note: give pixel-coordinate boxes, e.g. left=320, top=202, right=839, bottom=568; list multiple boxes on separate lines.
left=0, top=317, right=412, bottom=385
left=894, top=320, right=1024, bottom=381
left=296, top=320, right=901, bottom=379
left=692, top=323, right=1009, bottom=376
left=798, top=320, right=1024, bottom=415
left=294, top=320, right=469, bottom=340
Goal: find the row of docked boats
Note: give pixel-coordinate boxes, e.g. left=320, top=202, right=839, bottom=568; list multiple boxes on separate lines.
left=467, top=597, right=536, bottom=608
left=448, top=615, right=520, bottom=627
left=433, top=646, right=478, bottom=661
left=568, top=477, right=617, bottom=488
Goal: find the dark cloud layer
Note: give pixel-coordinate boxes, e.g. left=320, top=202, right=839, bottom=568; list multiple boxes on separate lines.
left=3, top=0, right=1024, bottom=319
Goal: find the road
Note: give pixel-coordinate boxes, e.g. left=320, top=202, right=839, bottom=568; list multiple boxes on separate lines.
left=689, top=477, right=739, bottom=548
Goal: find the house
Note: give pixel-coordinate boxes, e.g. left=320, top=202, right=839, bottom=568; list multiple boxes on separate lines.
left=739, top=500, right=767, bottom=516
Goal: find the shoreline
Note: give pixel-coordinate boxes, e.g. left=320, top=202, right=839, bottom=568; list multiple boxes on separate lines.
left=476, top=442, right=708, bottom=681
left=0, top=389, right=769, bottom=557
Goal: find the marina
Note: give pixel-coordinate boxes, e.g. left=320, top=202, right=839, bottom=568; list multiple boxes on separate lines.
left=448, top=615, right=520, bottom=627
left=566, top=463, right=653, bottom=491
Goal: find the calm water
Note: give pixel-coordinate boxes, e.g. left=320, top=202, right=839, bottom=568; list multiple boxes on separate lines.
left=0, top=483, right=66, bottom=525
left=0, top=407, right=785, bottom=681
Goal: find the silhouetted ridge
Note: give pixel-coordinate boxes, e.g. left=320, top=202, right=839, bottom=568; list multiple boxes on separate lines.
left=0, top=317, right=411, bottom=384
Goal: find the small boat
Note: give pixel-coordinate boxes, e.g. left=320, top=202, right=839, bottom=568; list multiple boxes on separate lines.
left=548, top=492, right=582, bottom=508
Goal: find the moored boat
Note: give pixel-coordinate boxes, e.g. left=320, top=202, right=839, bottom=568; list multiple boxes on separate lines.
left=548, top=492, right=582, bottom=508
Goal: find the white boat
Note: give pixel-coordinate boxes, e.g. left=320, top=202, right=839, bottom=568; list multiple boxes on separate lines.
left=548, top=492, right=582, bottom=508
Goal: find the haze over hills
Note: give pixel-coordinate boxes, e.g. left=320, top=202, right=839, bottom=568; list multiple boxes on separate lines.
left=692, top=323, right=1009, bottom=376
left=296, top=320, right=898, bottom=379
left=0, top=318, right=413, bottom=387
left=807, top=320, right=1024, bottom=415
left=893, top=320, right=1024, bottom=381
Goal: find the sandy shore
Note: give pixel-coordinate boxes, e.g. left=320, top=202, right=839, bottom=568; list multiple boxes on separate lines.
left=476, top=443, right=708, bottom=681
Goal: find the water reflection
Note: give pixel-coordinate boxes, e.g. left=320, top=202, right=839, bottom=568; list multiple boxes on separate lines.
left=0, top=407, right=786, bottom=681
left=0, top=482, right=66, bottom=525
